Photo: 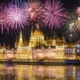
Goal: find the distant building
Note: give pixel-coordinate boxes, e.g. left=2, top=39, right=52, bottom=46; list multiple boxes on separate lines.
left=0, top=24, right=78, bottom=60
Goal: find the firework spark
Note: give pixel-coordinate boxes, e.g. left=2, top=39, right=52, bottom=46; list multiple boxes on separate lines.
left=65, top=10, right=77, bottom=30
left=76, top=7, right=80, bottom=17
left=67, top=10, right=77, bottom=23
left=6, top=4, right=28, bottom=29
left=64, top=22, right=79, bottom=42
left=26, top=0, right=43, bottom=25
left=42, top=0, right=67, bottom=28
left=64, top=10, right=79, bottom=42
left=75, top=6, right=80, bottom=30
left=0, top=5, right=8, bottom=33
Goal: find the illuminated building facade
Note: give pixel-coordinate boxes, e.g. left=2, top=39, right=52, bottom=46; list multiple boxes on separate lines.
left=16, top=31, right=32, bottom=59
left=16, top=28, right=71, bottom=60
left=0, top=45, right=5, bottom=59
left=29, top=28, right=45, bottom=48
left=0, top=24, right=79, bottom=60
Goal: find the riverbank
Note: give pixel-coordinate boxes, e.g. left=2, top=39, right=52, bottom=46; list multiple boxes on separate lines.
left=0, top=59, right=80, bottom=65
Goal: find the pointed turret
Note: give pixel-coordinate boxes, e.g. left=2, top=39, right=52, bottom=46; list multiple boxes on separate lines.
left=53, top=32, right=57, bottom=39
left=15, top=39, right=18, bottom=48
left=18, top=31, right=23, bottom=48
left=29, top=27, right=34, bottom=47
left=61, top=34, right=65, bottom=43
left=31, top=27, right=33, bottom=37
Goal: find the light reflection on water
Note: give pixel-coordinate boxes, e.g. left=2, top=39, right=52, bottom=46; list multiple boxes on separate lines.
left=0, top=63, right=79, bottom=80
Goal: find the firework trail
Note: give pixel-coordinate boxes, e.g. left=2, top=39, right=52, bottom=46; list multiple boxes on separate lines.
left=74, top=6, right=80, bottom=30
left=0, top=4, right=8, bottom=33
left=65, top=10, right=77, bottom=30
left=6, top=4, right=28, bottom=29
left=67, top=10, right=77, bottom=23
left=26, top=0, right=43, bottom=26
left=64, top=22, right=79, bottom=42
left=41, top=0, right=67, bottom=28
left=76, top=7, right=80, bottom=17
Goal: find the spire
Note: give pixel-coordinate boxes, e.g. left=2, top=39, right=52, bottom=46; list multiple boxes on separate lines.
left=31, top=27, right=33, bottom=37
left=62, top=34, right=65, bottom=43
left=29, top=27, right=34, bottom=47
left=35, top=23, right=39, bottom=29
left=18, top=31, right=23, bottom=47
left=15, top=39, right=18, bottom=48
left=53, top=32, right=57, bottom=39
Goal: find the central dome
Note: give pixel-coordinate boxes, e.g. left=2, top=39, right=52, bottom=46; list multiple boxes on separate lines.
left=32, top=29, right=43, bottom=37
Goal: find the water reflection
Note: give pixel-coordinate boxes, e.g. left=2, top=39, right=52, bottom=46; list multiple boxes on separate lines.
left=0, top=64, right=78, bottom=80
left=0, top=63, right=17, bottom=80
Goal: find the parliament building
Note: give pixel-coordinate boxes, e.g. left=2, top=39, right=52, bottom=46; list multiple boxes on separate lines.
left=0, top=24, right=79, bottom=60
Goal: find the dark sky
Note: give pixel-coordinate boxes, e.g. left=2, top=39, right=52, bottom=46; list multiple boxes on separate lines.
left=0, top=0, right=80, bottom=48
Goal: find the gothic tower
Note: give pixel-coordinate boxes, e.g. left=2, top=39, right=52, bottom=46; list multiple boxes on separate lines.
left=18, top=31, right=23, bottom=48
left=29, top=28, right=34, bottom=47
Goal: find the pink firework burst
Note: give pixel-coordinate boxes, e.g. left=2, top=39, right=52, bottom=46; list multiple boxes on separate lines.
left=26, top=0, right=43, bottom=24
left=42, top=0, right=67, bottom=28
left=0, top=5, right=8, bottom=33
left=6, top=4, right=28, bottom=29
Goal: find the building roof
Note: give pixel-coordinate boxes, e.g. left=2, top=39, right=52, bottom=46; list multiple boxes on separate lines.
left=32, top=29, right=44, bottom=37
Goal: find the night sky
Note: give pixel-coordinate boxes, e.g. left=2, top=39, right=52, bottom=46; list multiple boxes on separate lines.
left=0, top=0, right=80, bottom=48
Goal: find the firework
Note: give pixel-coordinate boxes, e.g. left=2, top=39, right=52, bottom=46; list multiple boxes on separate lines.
left=0, top=5, right=8, bottom=33
left=75, top=6, right=80, bottom=30
left=26, top=0, right=43, bottom=25
left=6, top=4, right=28, bottom=29
left=76, top=7, right=80, bottom=17
left=64, top=22, right=79, bottom=42
left=67, top=10, right=77, bottom=23
left=66, top=10, right=78, bottom=30
left=41, top=0, right=67, bottom=28
left=64, top=10, right=79, bottom=42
